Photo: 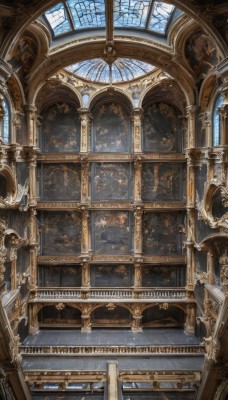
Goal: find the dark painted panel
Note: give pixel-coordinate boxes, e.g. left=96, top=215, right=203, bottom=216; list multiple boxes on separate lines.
left=92, top=211, right=133, bottom=254
left=142, top=163, right=186, bottom=201
left=143, top=212, right=184, bottom=255
left=39, top=163, right=81, bottom=201
left=92, top=102, right=131, bottom=153
left=142, top=102, right=182, bottom=152
left=91, top=264, right=133, bottom=287
left=91, top=163, right=133, bottom=200
left=38, top=265, right=82, bottom=287
left=142, top=306, right=185, bottom=328
left=142, top=265, right=186, bottom=287
left=40, top=211, right=81, bottom=255
left=41, top=103, right=80, bottom=153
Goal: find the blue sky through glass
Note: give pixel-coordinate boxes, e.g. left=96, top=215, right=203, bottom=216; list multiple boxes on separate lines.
left=66, top=58, right=155, bottom=83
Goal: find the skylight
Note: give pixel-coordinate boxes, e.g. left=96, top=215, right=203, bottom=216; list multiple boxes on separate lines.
left=66, top=58, right=155, bottom=83
left=43, top=0, right=182, bottom=38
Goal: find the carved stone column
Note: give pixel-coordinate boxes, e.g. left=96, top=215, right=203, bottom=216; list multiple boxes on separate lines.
left=107, top=362, right=118, bottom=400
left=185, top=150, right=196, bottom=208
left=131, top=303, right=142, bottom=332
left=133, top=157, right=142, bottom=203
left=207, top=247, right=215, bottom=285
left=133, top=206, right=143, bottom=256
left=81, top=304, right=91, bottom=333
left=185, top=209, right=195, bottom=290
left=12, top=111, right=24, bottom=145
left=185, top=303, right=195, bottom=334
left=81, top=207, right=89, bottom=254
left=199, top=111, right=211, bottom=147
left=26, top=105, right=37, bottom=146
left=81, top=257, right=90, bottom=288
left=81, top=157, right=89, bottom=203
left=220, top=256, right=228, bottom=295
left=134, top=258, right=142, bottom=288
left=26, top=149, right=38, bottom=207
left=0, top=218, right=7, bottom=295
left=29, top=304, right=40, bottom=334
left=79, top=108, right=92, bottom=153
left=28, top=208, right=37, bottom=289
left=132, top=108, right=143, bottom=153
left=0, top=93, right=5, bottom=141
left=218, top=104, right=228, bottom=146
left=186, top=105, right=196, bottom=148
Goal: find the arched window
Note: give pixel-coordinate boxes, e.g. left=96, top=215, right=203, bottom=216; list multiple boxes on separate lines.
left=212, top=94, right=223, bottom=146
left=0, top=96, right=10, bottom=144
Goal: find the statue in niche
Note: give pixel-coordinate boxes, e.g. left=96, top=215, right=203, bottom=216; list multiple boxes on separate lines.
left=185, top=30, right=218, bottom=80
left=93, top=163, right=131, bottom=200
left=143, top=213, right=182, bottom=255
left=42, top=164, right=81, bottom=200
left=93, top=102, right=130, bottom=152
left=42, top=103, right=80, bottom=153
left=143, top=102, right=179, bottom=152
left=142, top=163, right=185, bottom=201
left=93, top=211, right=131, bottom=254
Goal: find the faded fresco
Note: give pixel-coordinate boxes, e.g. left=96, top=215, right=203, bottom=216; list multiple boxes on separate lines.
left=40, top=212, right=81, bottom=255
left=142, top=163, right=186, bottom=201
left=40, top=163, right=81, bottom=200
left=143, top=212, right=184, bottom=255
left=93, top=102, right=130, bottom=152
left=142, top=265, right=186, bottom=287
left=42, top=103, right=80, bottom=152
left=8, top=35, right=37, bottom=75
left=92, top=211, right=132, bottom=254
left=185, top=30, right=218, bottom=80
left=143, top=102, right=180, bottom=152
left=92, top=163, right=132, bottom=200
left=39, top=305, right=81, bottom=326
left=92, top=305, right=131, bottom=326
left=91, top=264, right=133, bottom=287
left=142, top=305, right=185, bottom=328
left=38, top=265, right=82, bottom=287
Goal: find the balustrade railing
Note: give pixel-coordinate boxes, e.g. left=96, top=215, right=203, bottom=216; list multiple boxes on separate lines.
left=33, top=288, right=187, bottom=300
left=20, top=344, right=205, bottom=356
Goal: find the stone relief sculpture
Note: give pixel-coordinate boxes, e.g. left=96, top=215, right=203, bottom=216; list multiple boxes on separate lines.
left=41, top=103, right=80, bottom=152
left=93, top=102, right=130, bottom=152
left=143, top=102, right=180, bottom=152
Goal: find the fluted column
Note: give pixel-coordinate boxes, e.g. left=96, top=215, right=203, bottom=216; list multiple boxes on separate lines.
left=79, top=108, right=92, bottom=153
left=199, top=111, right=211, bottom=147
left=134, top=258, right=142, bottom=288
left=132, top=108, right=143, bottom=153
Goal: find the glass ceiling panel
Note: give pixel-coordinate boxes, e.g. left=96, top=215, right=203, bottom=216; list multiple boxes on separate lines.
left=149, top=1, right=174, bottom=33
left=45, top=2, right=72, bottom=36
left=67, top=0, right=106, bottom=28
left=44, top=1, right=181, bottom=37
left=66, top=58, right=155, bottom=83
left=114, top=0, right=150, bottom=28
